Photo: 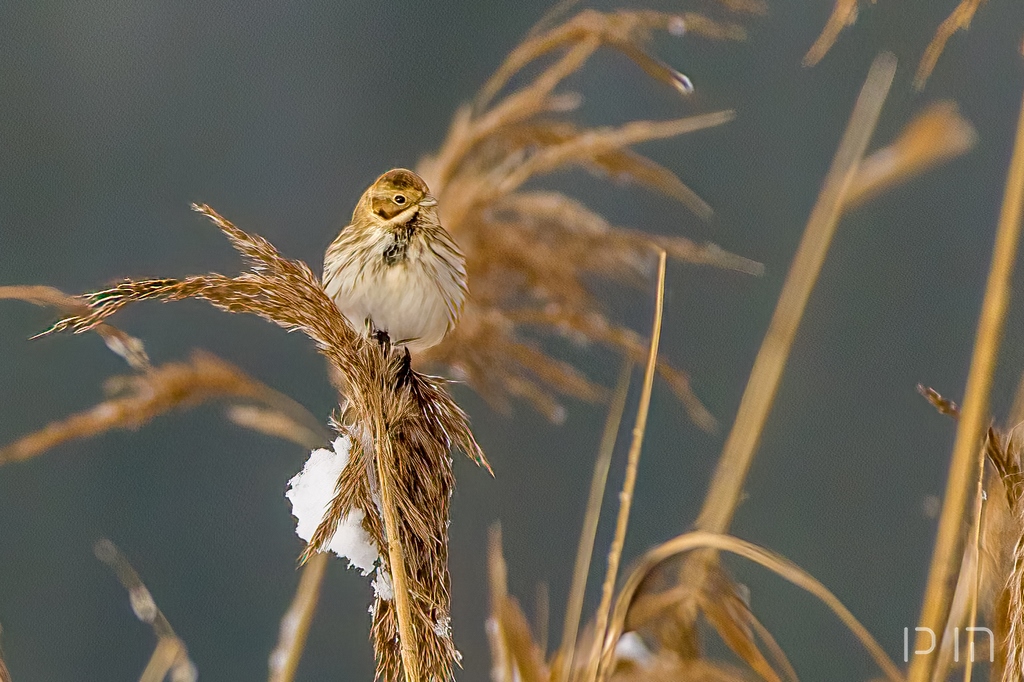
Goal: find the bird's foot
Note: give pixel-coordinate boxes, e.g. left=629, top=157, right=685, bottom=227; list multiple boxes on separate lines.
left=396, top=347, right=413, bottom=389
left=365, top=318, right=392, bottom=348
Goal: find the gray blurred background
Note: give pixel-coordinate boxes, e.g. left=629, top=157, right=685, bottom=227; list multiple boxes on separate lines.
left=2, top=1, right=1024, bottom=680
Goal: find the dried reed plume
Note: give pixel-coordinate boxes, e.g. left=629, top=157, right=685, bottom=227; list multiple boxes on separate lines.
left=416, top=9, right=763, bottom=430
left=1, top=284, right=330, bottom=458
left=41, top=204, right=491, bottom=682
left=485, top=526, right=902, bottom=682
left=480, top=245, right=894, bottom=682
left=1, top=289, right=332, bottom=681
left=914, top=0, right=988, bottom=88
left=0, top=349, right=326, bottom=465
left=478, top=51, right=980, bottom=682
left=93, top=538, right=197, bottom=682
left=0, top=285, right=150, bottom=370
left=805, top=0, right=997, bottom=89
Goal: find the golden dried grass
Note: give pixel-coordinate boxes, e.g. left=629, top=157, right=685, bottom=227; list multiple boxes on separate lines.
left=0, top=7, right=1001, bottom=682
left=488, top=525, right=552, bottom=682
left=805, top=0, right=995, bottom=89
left=267, top=553, right=329, bottom=682
left=0, top=285, right=150, bottom=370
left=987, top=426, right=1024, bottom=681
left=486, top=529, right=764, bottom=682
left=586, top=251, right=666, bottom=682
left=908, top=78, right=1024, bottom=682
left=555, top=361, right=633, bottom=682
left=40, top=205, right=490, bottom=682
left=478, top=250, right=808, bottom=682
left=675, top=53, right=983, bottom=680
left=915, top=0, right=988, bottom=89
left=478, top=43, right=983, bottom=682
left=918, top=398, right=1024, bottom=679
left=949, top=373, right=1024, bottom=680
left=917, top=384, right=1024, bottom=680
left=478, top=245, right=878, bottom=682
left=614, top=558, right=797, bottom=682
left=418, top=9, right=762, bottom=431
left=599, top=532, right=903, bottom=682
left=485, top=528, right=901, bottom=682
left=2, top=297, right=331, bottom=682
left=0, top=349, right=326, bottom=465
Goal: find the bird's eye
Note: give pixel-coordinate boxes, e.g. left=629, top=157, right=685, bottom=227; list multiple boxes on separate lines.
left=393, top=194, right=406, bottom=205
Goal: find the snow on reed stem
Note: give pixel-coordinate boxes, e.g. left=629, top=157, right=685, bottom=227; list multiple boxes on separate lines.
left=694, top=52, right=896, bottom=536
left=908, top=84, right=1024, bottom=682
left=268, top=411, right=334, bottom=682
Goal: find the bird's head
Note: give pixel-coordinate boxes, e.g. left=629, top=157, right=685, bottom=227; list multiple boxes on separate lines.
left=365, top=168, right=438, bottom=223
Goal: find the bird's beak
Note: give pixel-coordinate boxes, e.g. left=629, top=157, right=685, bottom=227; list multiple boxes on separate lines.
left=419, top=195, right=438, bottom=207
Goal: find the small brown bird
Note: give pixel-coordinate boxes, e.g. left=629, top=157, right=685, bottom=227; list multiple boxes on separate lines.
left=323, top=169, right=467, bottom=355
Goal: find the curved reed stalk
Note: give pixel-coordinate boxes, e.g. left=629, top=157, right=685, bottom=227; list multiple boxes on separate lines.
left=598, top=531, right=903, bottom=682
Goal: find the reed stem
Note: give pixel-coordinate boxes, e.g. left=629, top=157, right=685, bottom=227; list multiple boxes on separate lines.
left=268, top=553, right=329, bottom=682
left=376, top=431, right=421, bottom=682
left=907, top=84, right=1024, bottom=682
left=694, top=52, right=896, bottom=534
left=555, top=361, right=633, bottom=682
left=589, top=250, right=666, bottom=682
